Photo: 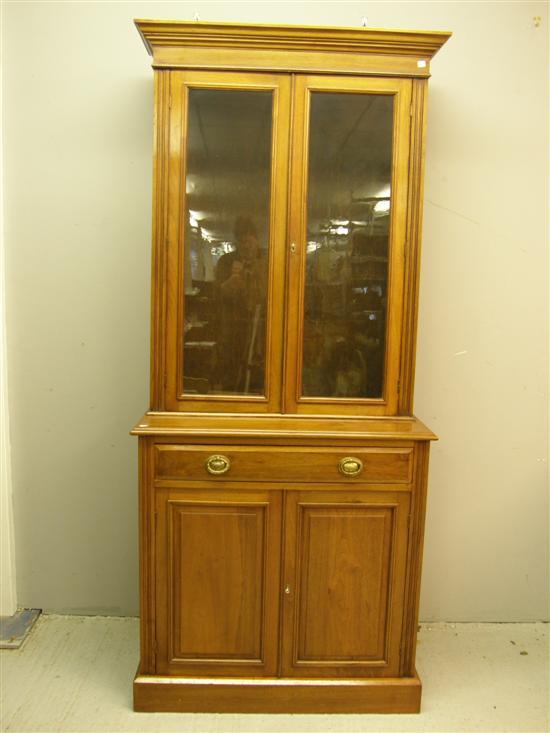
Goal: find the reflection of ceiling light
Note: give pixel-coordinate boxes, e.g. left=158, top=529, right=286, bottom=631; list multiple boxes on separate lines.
left=330, top=219, right=349, bottom=226
left=330, top=226, right=349, bottom=236
left=189, top=210, right=207, bottom=228
left=307, top=241, right=320, bottom=253
left=351, top=220, right=368, bottom=226
left=210, top=242, right=235, bottom=256
left=374, top=199, right=390, bottom=213
left=377, top=186, right=391, bottom=198
left=186, top=177, right=196, bottom=194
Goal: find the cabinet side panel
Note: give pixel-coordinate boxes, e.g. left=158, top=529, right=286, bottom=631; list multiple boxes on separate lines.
left=399, top=79, right=428, bottom=414
left=150, top=71, right=171, bottom=410
left=400, top=441, right=430, bottom=674
left=138, top=438, right=156, bottom=673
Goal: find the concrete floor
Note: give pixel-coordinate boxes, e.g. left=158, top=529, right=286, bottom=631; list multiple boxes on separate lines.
left=0, top=616, right=548, bottom=732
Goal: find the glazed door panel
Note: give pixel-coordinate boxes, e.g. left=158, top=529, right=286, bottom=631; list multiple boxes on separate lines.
left=284, top=76, right=412, bottom=415
left=163, top=71, right=291, bottom=412
left=155, top=487, right=282, bottom=676
left=281, top=489, right=410, bottom=677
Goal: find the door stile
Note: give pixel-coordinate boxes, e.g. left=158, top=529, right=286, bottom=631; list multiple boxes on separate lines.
left=283, top=74, right=309, bottom=416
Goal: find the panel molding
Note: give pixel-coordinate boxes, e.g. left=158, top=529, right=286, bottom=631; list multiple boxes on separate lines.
left=168, top=501, right=266, bottom=663
left=155, top=487, right=281, bottom=677
left=295, top=506, right=395, bottom=665
left=281, top=490, right=410, bottom=678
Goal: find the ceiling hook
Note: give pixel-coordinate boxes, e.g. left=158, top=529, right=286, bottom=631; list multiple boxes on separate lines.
left=361, top=16, right=368, bottom=27
left=193, top=12, right=201, bottom=22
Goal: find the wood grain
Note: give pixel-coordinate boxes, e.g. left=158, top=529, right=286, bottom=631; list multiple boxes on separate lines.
left=399, top=79, right=429, bottom=414
left=134, top=17, right=449, bottom=715
left=400, top=441, right=431, bottom=675
left=149, top=72, right=170, bottom=411
left=154, top=487, right=281, bottom=677
left=281, top=490, right=410, bottom=678
left=162, top=70, right=291, bottom=413
left=137, top=438, right=155, bottom=673
left=154, top=444, right=413, bottom=484
left=135, top=19, right=451, bottom=78
left=283, top=75, right=412, bottom=416
left=134, top=672, right=422, bottom=713
left=132, top=412, right=437, bottom=441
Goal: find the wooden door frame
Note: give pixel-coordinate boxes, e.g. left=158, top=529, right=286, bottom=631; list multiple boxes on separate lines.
left=154, top=70, right=291, bottom=413
left=283, top=75, right=413, bottom=417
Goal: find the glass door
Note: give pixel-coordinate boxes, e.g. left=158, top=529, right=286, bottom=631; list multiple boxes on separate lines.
left=284, top=76, right=412, bottom=416
left=164, top=71, right=291, bottom=412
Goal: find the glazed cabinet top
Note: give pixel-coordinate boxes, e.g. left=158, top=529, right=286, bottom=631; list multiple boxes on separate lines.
left=136, top=20, right=450, bottom=419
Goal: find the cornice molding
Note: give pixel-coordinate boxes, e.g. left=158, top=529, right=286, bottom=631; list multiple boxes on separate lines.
left=135, top=19, right=451, bottom=61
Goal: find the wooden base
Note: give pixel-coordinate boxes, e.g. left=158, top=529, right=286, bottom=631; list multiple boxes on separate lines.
left=133, top=672, right=422, bottom=714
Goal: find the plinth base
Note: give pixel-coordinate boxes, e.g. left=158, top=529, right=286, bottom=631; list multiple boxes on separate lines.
left=133, top=672, right=422, bottom=713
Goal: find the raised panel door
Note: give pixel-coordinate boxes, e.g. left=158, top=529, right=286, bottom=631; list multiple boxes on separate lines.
left=281, top=489, right=410, bottom=677
left=155, top=487, right=282, bottom=676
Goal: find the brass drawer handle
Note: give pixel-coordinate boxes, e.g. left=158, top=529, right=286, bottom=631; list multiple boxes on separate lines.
left=205, top=454, right=231, bottom=475
left=339, top=457, right=363, bottom=477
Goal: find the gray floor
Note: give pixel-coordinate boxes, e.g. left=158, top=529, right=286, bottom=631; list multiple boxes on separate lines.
left=0, top=615, right=548, bottom=733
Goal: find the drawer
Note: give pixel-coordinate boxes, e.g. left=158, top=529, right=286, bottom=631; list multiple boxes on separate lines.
left=154, top=445, right=413, bottom=484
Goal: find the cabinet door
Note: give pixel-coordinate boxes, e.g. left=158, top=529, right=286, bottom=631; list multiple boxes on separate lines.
left=155, top=487, right=282, bottom=676
left=281, top=489, right=410, bottom=677
left=284, top=76, right=412, bottom=416
left=161, top=71, right=291, bottom=412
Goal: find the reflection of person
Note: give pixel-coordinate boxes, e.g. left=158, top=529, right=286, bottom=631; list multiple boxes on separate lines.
left=215, top=216, right=266, bottom=393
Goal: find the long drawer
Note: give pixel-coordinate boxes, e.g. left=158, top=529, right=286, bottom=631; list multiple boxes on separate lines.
left=153, top=444, right=413, bottom=484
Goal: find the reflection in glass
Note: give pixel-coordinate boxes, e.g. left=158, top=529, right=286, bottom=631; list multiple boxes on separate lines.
left=182, top=89, right=272, bottom=396
left=302, top=92, right=394, bottom=399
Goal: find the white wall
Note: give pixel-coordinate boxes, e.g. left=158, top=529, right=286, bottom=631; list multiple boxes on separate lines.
left=2, top=1, right=548, bottom=620
left=0, top=50, right=17, bottom=613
